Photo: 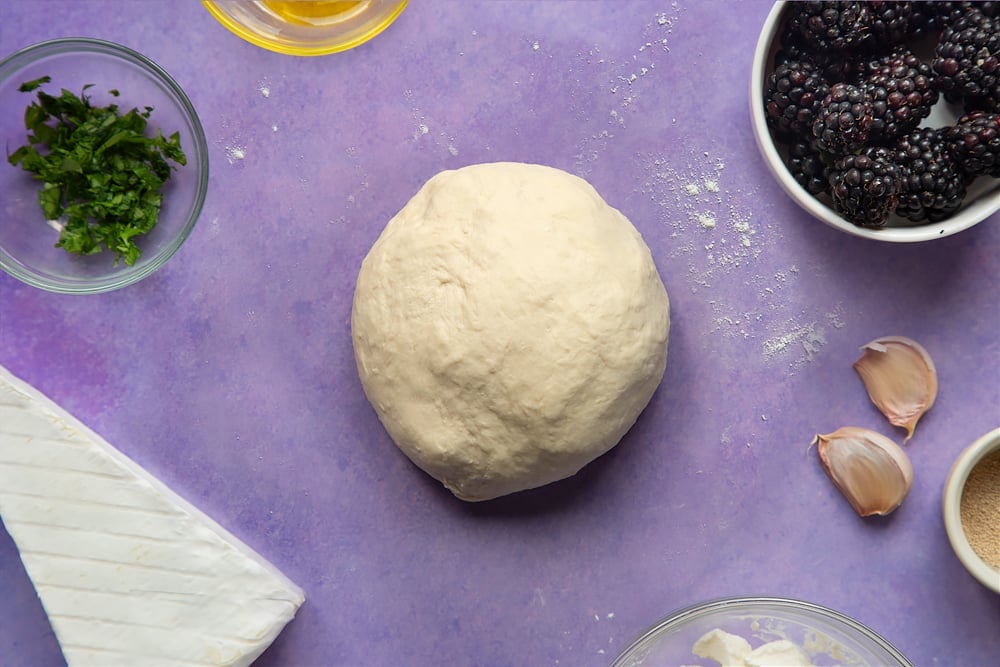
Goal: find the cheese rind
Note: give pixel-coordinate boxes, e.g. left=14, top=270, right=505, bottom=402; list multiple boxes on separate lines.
left=0, top=365, right=305, bottom=667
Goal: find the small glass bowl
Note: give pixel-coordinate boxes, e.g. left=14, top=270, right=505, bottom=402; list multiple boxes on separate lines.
left=612, top=596, right=913, bottom=667
left=202, top=0, right=408, bottom=56
left=750, top=1, right=1000, bottom=242
left=943, top=428, right=1000, bottom=594
left=0, top=38, right=209, bottom=294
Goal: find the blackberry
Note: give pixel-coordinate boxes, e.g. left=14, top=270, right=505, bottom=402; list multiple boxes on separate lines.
left=868, top=1, right=914, bottom=46
left=945, top=111, right=1000, bottom=176
left=978, top=2, right=1000, bottom=19
left=894, top=127, right=969, bottom=222
left=828, top=147, right=902, bottom=227
left=905, top=2, right=945, bottom=40
left=812, top=83, right=874, bottom=155
left=931, top=2, right=1000, bottom=26
left=774, top=28, right=856, bottom=84
left=786, top=138, right=832, bottom=195
left=896, top=1, right=1000, bottom=41
left=932, top=7, right=1000, bottom=112
left=859, top=48, right=938, bottom=145
left=765, top=60, right=832, bottom=141
left=786, top=2, right=874, bottom=52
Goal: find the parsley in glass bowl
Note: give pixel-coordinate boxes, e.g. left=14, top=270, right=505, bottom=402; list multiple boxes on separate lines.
left=0, top=38, right=208, bottom=293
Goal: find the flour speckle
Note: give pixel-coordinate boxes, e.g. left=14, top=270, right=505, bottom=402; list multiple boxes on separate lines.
left=825, top=302, right=847, bottom=329
left=763, top=320, right=828, bottom=367
left=406, top=89, right=462, bottom=156
left=567, top=6, right=685, bottom=177
left=733, top=214, right=754, bottom=248
left=576, top=3, right=682, bottom=146
left=641, top=151, right=757, bottom=278
left=697, top=213, right=717, bottom=229
left=532, top=40, right=540, bottom=51
left=225, top=145, right=246, bottom=163
left=636, top=146, right=845, bottom=373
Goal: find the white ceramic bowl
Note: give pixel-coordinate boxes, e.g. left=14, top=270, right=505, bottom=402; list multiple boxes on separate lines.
left=612, top=596, right=912, bottom=667
left=943, top=427, right=1000, bottom=594
left=750, top=1, right=1000, bottom=242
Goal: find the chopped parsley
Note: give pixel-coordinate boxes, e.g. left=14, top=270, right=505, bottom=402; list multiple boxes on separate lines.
left=7, top=76, right=187, bottom=266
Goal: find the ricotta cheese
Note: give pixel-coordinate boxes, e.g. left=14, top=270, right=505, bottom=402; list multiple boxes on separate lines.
left=692, top=628, right=753, bottom=664
left=744, top=639, right=814, bottom=666
left=691, top=629, right=814, bottom=667
left=0, top=365, right=304, bottom=666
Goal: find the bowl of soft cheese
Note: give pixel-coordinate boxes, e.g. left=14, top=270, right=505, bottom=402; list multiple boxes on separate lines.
left=612, top=597, right=913, bottom=667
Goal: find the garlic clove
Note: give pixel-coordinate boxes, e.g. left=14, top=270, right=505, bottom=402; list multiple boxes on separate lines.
left=814, top=426, right=914, bottom=517
left=853, top=335, right=937, bottom=442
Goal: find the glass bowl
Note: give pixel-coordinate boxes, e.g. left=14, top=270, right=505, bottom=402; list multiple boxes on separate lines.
left=612, top=597, right=913, bottom=667
left=943, top=427, right=1000, bottom=594
left=0, top=38, right=209, bottom=294
left=750, top=1, right=1000, bottom=243
left=202, top=0, right=408, bottom=56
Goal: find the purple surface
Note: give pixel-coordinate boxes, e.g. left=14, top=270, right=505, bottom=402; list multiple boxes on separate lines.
left=0, top=2, right=998, bottom=666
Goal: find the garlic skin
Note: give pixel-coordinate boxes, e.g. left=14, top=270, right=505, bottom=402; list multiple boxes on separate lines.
left=853, top=336, right=937, bottom=442
left=815, top=426, right=914, bottom=517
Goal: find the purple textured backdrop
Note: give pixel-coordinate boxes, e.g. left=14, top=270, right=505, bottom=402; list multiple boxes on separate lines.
left=0, top=2, right=998, bottom=666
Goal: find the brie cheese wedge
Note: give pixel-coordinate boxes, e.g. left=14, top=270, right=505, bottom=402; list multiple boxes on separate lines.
left=0, top=365, right=305, bottom=666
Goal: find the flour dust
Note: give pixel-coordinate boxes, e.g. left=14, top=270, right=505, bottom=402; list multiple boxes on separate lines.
left=636, top=148, right=848, bottom=374
left=404, top=88, right=461, bottom=158
left=571, top=3, right=683, bottom=176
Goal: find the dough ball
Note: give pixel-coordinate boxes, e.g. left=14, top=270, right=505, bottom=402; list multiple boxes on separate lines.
left=351, top=162, right=670, bottom=501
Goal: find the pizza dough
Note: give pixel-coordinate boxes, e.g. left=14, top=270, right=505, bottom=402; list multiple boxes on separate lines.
left=351, top=162, right=670, bottom=501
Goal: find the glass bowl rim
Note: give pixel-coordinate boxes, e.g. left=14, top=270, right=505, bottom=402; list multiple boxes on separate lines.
left=0, top=36, right=209, bottom=294
left=611, top=595, right=913, bottom=666
left=202, top=0, right=409, bottom=57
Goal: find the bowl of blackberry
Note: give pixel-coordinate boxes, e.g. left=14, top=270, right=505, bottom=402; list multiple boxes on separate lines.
left=751, top=1, right=1000, bottom=242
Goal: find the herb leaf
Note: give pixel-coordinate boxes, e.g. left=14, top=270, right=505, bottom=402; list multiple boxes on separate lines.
left=6, top=78, right=187, bottom=266
left=17, top=75, right=51, bottom=93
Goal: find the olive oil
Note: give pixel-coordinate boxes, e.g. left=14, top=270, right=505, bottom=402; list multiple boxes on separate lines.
left=261, top=1, right=368, bottom=26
